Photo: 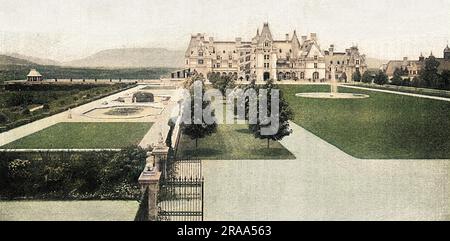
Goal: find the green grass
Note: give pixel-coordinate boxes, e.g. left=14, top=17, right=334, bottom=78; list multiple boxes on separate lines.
left=280, top=85, right=450, bottom=159
left=0, top=200, right=139, bottom=221
left=2, top=122, right=153, bottom=149
left=177, top=124, right=295, bottom=160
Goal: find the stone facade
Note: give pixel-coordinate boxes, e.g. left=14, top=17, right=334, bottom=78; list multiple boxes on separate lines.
left=185, top=23, right=334, bottom=82
left=184, top=23, right=367, bottom=83
left=324, top=45, right=367, bottom=83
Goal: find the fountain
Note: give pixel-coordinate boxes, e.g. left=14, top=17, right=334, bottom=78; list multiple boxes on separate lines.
left=295, top=65, right=370, bottom=99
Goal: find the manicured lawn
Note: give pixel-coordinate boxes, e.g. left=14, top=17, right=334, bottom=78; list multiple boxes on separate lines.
left=2, top=122, right=153, bottom=149
left=177, top=124, right=295, bottom=160
left=0, top=200, right=139, bottom=221
left=280, top=84, right=450, bottom=159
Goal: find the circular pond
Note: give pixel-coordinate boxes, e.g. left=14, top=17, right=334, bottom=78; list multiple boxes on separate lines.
left=295, top=92, right=370, bottom=99
left=83, top=105, right=163, bottom=119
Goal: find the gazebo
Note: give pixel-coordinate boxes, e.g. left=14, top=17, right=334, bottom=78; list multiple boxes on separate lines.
left=27, top=69, right=43, bottom=81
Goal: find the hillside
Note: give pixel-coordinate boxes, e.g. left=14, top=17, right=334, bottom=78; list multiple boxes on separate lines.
left=2, top=53, right=60, bottom=66
left=0, top=54, right=173, bottom=82
left=0, top=55, right=37, bottom=66
left=63, top=48, right=184, bottom=68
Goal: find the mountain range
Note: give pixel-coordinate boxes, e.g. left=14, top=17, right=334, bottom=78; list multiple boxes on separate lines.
left=1, top=48, right=386, bottom=69
left=62, top=48, right=185, bottom=68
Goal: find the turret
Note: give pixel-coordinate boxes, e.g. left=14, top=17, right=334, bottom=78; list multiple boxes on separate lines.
left=444, top=44, right=450, bottom=60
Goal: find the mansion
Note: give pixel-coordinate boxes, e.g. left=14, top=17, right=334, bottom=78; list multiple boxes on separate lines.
left=182, top=23, right=367, bottom=83
left=384, top=45, right=450, bottom=79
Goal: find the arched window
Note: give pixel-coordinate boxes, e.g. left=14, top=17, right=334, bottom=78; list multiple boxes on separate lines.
left=313, top=72, right=319, bottom=80
left=300, top=72, right=305, bottom=79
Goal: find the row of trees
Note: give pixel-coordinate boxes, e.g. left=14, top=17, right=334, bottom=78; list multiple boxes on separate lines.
left=349, top=68, right=390, bottom=86
left=409, top=56, right=450, bottom=90
left=359, top=56, right=450, bottom=90
left=180, top=74, right=293, bottom=149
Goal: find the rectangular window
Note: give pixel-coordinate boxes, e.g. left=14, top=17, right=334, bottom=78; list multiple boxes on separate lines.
left=314, top=63, right=318, bottom=68
left=229, top=63, right=232, bottom=68
left=198, top=59, right=204, bottom=65
left=216, top=63, right=220, bottom=68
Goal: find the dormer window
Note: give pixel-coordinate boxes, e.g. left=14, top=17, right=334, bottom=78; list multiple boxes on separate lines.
left=198, top=51, right=203, bottom=57
left=314, top=55, right=318, bottom=60
left=264, top=42, right=269, bottom=47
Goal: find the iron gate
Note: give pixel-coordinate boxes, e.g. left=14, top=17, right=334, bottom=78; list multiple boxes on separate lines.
left=157, top=158, right=203, bottom=221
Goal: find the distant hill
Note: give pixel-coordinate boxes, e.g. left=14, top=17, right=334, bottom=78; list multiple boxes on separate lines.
left=2, top=53, right=60, bottom=66
left=366, top=57, right=388, bottom=70
left=0, top=55, right=37, bottom=66
left=63, top=48, right=184, bottom=68
left=0, top=54, right=173, bottom=82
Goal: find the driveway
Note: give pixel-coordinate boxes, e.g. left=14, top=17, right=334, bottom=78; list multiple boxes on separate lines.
left=203, top=122, right=450, bottom=220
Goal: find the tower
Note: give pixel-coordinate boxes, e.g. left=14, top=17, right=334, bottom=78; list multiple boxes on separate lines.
left=444, top=44, right=450, bottom=60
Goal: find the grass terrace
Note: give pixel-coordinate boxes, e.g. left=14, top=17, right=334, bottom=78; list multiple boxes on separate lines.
left=280, top=85, right=450, bottom=159
left=2, top=122, right=153, bottom=149
left=177, top=124, right=295, bottom=160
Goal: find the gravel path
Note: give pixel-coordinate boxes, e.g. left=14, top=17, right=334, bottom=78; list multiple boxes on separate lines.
left=203, top=122, right=450, bottom=221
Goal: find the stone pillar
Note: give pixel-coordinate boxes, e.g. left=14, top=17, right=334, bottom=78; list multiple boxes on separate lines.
left=151, top=144, right=169, bottom=179
left=138, top=166, right=161, bottom=221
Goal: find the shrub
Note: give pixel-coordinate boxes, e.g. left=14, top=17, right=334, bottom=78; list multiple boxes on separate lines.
left=0, top=146, right=147, bottom=200
left=132, top=92, right=154, bottom=103
left=0, top=112, right=8, bottom=124
left=21, top=108, right=30, bottom=115
left=43, top=104, right=50, bottom=111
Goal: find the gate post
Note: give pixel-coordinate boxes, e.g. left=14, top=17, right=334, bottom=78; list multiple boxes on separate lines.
left=138, top=165, right=161, bottom=221
left=150, top=133, right=169, bottom=178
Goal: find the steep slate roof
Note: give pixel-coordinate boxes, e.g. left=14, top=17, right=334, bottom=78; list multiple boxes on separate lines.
left=259, top=22, right=273, bottom=41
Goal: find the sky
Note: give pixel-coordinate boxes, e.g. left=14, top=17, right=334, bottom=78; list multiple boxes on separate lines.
left=0, top=0, right=449, bottom=62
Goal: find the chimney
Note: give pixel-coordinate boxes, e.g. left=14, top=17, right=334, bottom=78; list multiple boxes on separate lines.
left=301, top=36, right=307, bottom=43
left=310, top=33, right=317, bottom=41
left=286, top=34, right=290, bottom=41
left=236, top=37, right=242, bottom=45
left=329, top=44, right=335, bottom=53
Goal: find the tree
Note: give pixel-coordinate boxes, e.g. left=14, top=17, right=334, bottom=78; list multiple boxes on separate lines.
left=181, top=75, right=217, bottom=148
left=391, top=68, right=403, bottom=86
left=411, top=76, right=421, bottom=87
left=441, top=70, right=450, bottom=90
left=248, top=79, right=293, bottom=149
left=374, top=70, right=388, bottom=85
left=361, top=71, right=373, bottom=83
left=352, top=69, right=361, bottom=82
left=341, top=72, right=348, bottom=83
left=209, top=74, right=235, bottom=96
left=420, top=56, right=442, bottom=88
